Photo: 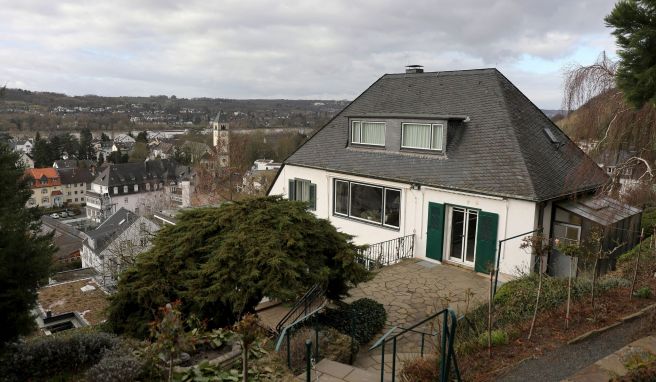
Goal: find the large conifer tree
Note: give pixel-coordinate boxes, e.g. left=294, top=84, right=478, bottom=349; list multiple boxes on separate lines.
left=108, top=196, right=371, bottom=338
left=606, top=0, right=656, bottom=107
left=0, top=143, right=53, bottom=348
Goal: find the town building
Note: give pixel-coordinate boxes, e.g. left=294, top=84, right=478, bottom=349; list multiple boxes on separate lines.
left=25, top=168, right=64, bottom=208
left=212, top=111, right=230, bottom=167
left=58, top=167, right=95, bottom=205
left=85, top=159, right=194, bottom=222
left=81, top=208, right=159, bottom=288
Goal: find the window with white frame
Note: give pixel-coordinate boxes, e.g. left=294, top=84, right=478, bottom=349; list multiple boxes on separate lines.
left=401, top=123, right=444, bottom=151
left=134, top=184, right=138, bottom=192
left=351, top=121, right=385, bottom=146
left=333, top=179, right=400, bottom=228
left=288, top=178, right=316, bottom=210
left=113, top=187, right=118, bottom=194
left=123, top=185, right=128, bottom=193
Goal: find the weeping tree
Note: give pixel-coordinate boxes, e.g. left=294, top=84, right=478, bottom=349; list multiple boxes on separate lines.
left=560, top=0, right=656, bottom=202
left=108, top=196, right=371, bottom=338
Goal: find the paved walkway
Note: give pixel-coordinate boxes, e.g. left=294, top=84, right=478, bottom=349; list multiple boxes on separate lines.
left=296, top=359, right=382, bottom=382
left=499, top=314, right=655, bottom=382
left=347, top=258, right=490, bottom=375
left=565, top=335, right=656, bottom=381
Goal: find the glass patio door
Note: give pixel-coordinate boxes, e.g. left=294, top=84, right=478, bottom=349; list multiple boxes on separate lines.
left=447, top=206, right=478, bottom=267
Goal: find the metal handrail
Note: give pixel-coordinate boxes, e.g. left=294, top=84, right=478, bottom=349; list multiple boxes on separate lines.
left=369, top=308, right=460, bottom=382
left=275, top=283, right=326, bottom=333
left=357, top=234, right=415, bottom=271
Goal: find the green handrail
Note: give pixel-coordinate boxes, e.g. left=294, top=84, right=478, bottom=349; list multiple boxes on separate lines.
left=369, top=308, right=460, bottom=382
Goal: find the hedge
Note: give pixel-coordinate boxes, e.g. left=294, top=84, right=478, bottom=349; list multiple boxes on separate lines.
left=317, top=298, right=387, bottom=344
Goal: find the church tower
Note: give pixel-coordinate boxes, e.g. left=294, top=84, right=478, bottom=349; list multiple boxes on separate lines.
left=212, top=111, right=229, bottom=167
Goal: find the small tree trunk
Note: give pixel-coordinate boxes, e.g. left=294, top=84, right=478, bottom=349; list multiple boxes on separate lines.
left=528, top=255, right=543, bottom=340
left=630, top=229, right=645, bottom=299
left=565, top=257, right=574, bottom=329
left=242, top=343, right=249, bottom=382
left=488, top=268, right=494, bottom=358
left=591, top=255, right=598, bottom=319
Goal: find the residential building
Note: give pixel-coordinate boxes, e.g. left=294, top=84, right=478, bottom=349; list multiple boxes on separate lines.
left=18, top=151, right=34, bottom=168
left=269, top=67, right=623, bottom=278
left=53, top=159, right=96, bottom=169
left=81, top=208, right=159, bottom=288
left=212, top=111, right=230, bottom=167
left=41, top=215, right=86, bottom=264
left=85, top=159, right=194, bottom=222
left=58, top=167, right=95, bottom=205
left=253, top=159, right=282, bottom=171
left=12, top=138, right=33, bottom=154
left=25, top=168, right=64, bottom=208
left=242, top=159, right=281, bottom=194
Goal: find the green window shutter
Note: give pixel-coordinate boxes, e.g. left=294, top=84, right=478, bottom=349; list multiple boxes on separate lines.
left=475, top=211, right=499, bottom=274
left=426, top=202, right=445, bottom=261
left=309, top=183, right=316, bottom=210
left=288, top=179, right=296, bottom=200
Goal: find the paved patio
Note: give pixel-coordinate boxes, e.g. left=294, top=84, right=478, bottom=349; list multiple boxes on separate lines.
left=346, top=258, right=491, bottom=375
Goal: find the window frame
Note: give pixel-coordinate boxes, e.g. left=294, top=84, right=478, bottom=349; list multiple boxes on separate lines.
left=332, top=178, right=401, bottom=229
left=351, top=120, right=386, bottom=147
left=401, top=122, right=444, bottom=151
left=288, top=178, right=316, bottom=211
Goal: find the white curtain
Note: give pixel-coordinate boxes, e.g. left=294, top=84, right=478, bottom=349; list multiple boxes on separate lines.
left=361, top=122, right=385, bottom=145
left=403, top=123, right=431, bottom=148
left=352, top=121, right=361, bottom=143
left=432, top=124, right=444, bottom=150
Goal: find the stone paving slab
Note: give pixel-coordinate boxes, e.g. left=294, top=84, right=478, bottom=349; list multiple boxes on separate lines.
left=564, top=335, right=656, bottom=381
left=296, top=359, right=383, bottom=382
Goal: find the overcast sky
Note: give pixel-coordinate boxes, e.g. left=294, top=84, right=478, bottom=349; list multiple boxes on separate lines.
left=0, top=0, right=618, bottom=109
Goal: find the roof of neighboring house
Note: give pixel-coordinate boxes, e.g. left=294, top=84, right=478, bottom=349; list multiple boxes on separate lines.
left=85, top=208, right=141, bottom=253
left=53, top=159, right=95, bottom=169
left=283, top=68, right=608, bottom=202
left=38, top=278, right=109, bottom=325
left=41, top=215, right=85, bottom=261
left=25, top=168, right=61, bottom=188
left=58, top=167, right=95, bottom=185
left=91, top=159, right=188, bottom=187
left=557, top=196, right=642, bottom=226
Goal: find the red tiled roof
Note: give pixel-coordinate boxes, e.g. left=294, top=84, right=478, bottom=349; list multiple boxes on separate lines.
left=25, top=168, right=62, bottom=188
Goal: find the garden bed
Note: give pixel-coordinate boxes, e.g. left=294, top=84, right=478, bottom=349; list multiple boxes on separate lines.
left=459, top=276, right=656, bottom=381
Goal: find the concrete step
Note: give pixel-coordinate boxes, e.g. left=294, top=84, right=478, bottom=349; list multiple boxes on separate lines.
left=296, top=358, right=385, bottom=382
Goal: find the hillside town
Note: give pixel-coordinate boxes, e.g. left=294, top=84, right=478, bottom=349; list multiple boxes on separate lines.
left=2, top=1, right=656, bottom=382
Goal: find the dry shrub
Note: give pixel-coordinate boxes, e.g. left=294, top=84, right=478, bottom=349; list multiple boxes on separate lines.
left=400, top=356, right=440, bottom=382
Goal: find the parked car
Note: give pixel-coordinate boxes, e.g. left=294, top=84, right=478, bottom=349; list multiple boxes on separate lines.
left=49, top=213, right=60, bottom=219
left=67, top=211, right=77, bottom=217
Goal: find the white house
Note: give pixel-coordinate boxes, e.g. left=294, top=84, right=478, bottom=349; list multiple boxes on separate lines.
left=269, top=67, right=609, bottom=278
left=85, top=159, right=194, bottom=222
left=81, top=208, right=159, bottom=288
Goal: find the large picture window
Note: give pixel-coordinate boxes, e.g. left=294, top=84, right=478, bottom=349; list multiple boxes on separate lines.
left=351, top=121, right=385, bottom=146
left=288, top=178, right=316, bottom=210
left=333, top=179, right=400, bottom=229
left=401, top=123, right=444, bottom=151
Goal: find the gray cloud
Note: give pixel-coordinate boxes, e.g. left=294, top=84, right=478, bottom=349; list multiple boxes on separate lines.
left=0, top=0, right=618, bottom=108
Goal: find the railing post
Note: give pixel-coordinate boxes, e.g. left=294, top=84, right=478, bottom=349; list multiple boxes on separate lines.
left=420, top=333, right=425, bottom=357
left=440, top=312, right=448, bottom=382
left=380, top=339, right=386, bottom=382
left=286, top=329, right=291, bottom=368
left=306, top=339, right=312, bottom=382
left=391, top=337, right=397, bottom=382
left=315, top=326, right=320, bottom=359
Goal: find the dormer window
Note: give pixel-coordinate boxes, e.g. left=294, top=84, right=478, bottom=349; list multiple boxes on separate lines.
left=351, top=121, right=385, bottom=146
left=401, top=123, right=444, bottom=151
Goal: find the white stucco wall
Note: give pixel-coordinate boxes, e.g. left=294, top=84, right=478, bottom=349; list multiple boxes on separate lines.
left=270, top=164, right=540, bottom=276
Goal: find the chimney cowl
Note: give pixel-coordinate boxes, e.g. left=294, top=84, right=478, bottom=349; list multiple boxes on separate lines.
left=405, top=65, right=424, bottom=74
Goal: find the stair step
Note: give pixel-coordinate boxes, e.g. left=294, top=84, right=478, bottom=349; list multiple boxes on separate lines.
left=296, top=358, right=384, bottom=382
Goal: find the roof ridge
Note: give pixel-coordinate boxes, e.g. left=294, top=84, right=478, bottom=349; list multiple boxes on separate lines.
left=490, top=70, right=539, bottom=200
left=383, top=68, right=497, bottom=78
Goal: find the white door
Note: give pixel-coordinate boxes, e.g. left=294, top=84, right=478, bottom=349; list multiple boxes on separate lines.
left=445, top=206, right=478, bottom=267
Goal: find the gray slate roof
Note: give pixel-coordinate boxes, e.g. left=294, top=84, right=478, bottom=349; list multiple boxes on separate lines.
left=284, top=68, right=608, bottom=202
left=58, top=167, right=94, bottom=185
left=92, top=159, right=190, bottom=187
left=86, top=208, right=138, bottom=253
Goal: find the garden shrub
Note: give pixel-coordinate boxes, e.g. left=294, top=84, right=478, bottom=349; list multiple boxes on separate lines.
left=317, top=298, right=387, bottom=344
left=494, top=274, right=568, bottom=324
left=400, top=355, right=440, bottom=382
left=634, top=286, right=653, bottom=299
left=477, top=329, right=509, bottom=347
left=0, top=330, right=120, bottom=381
left=85, top=347, right=144, bottom=382
left=612, top=359, right=656, bottom=381
left=617, top=237, right=656, bottom=277
left=320, top=327, right=359, bottom=365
